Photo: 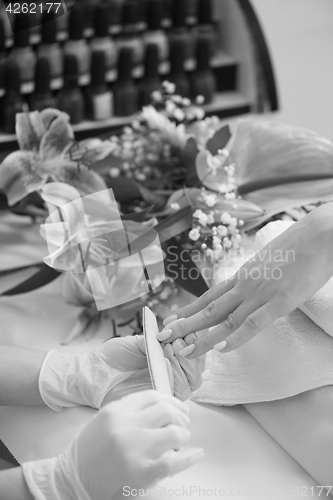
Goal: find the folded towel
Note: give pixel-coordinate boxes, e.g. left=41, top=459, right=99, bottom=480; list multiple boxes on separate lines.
left=192, top=220, right=333, bottom=405
left=192, top=309, right=333, bottom=405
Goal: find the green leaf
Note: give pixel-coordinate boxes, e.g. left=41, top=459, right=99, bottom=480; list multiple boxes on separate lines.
left=155, top=206, right=193, bottom=243
left=0, top=264, right=60, bottom=296
left=206, top=125, right=231, bottom=155
left=164, top=238, right=209, bottom=297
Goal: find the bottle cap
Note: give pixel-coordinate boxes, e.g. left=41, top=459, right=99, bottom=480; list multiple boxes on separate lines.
left=122, top=0, right=139, bottom=26
left=91, top=51, right=106, bottom=86
left=35, top=58, right=51, bottom=93
left=0, top=18, right=5, bottom=54
left=4, top=60, right=20, bottom=93
left=117, top=47, right=133, bottom=82
left=196, top=36, right=210, bottom=72
left=147, top=0, right=162, bottom=31
left=172, top=0, right=186, bottom=28
left=41, top=10, right=57, bottom=45
left=68, top=6, right=84, bottom=40
left=198, top=0, right=212, bottom=25
left=170, top=40, right=185, bottom=75
left=144, top=43, right=159, bottom=79
left=94, top=4, right=110, bottom=38
left=14, top=14, right=30, bottom=48
left=63, top=54, right=79, bottom=88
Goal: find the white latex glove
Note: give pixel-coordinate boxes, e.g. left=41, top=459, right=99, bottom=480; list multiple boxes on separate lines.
left=39, top=335, right=203, bottom=411
left=23, top=390, right=204, bottom=500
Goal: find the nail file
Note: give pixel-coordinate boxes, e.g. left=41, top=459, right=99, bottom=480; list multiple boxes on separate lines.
left=143, top=306, right=173, bottom=395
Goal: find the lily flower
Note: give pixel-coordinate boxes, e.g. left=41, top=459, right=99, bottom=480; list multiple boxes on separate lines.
left=40, top=182, right=165, bottom=317
left=0, top=108, right=115, bottom=206
left=196, top=119, right=333, bottom=229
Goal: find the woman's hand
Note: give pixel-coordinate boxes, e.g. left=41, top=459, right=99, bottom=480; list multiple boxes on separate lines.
left=156, top=203, right=333, bottom=358
left=22, top=390, right=204, bottom=500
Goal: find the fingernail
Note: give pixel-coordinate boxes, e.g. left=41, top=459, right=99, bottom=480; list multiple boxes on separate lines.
left=179, top=344, right=195, bottom=357
left=157, top=329, right=172, bottom=341
left=214, top=340, right=227, bottom=352
left=163, top=314, right=178, bottom=326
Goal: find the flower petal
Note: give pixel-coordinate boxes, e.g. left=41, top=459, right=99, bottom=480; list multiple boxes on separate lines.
left=77, top=138, right=116, bottom=162
left=56, top=162, right=108, bottom=196
left=0, top=150, right=47, bottom=205
left=40, top=108, right=71, bottom=131
left=15, top=111, right=46, bottom=151
left=39, top=114, right=73, bottom=160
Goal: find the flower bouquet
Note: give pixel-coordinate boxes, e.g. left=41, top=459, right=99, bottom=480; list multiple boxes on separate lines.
left=1, top=82, right=333, bottom=342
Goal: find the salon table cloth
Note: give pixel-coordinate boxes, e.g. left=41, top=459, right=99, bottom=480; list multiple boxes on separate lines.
left=0, top=213, right=328, bottom=499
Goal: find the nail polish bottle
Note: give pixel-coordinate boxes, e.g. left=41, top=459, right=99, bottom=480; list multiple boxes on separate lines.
left=168, top=0, right=193, bottom=60
left=37, top=11, right=63, bottom=79
left=168, top=40, right=190, bottom=97
left=140, top=43, right=160, bottom=106
left=185, top=0, right=198, bottom=24
left=0, top=19, right=6, bottom=92
left=190, top=37, right=216, bottom=103
left=90, top=4, right=117, bottom=70
left=143, top=0, right=169, bottom=61
left=197, top=0, right=218, bottom=57
left=63, top=6, right=91, bottom=75
left=86, top=51, right=113, bottom=121
left=117, top=1, right=144, bottom=66
left=8, top=14, right=36, bottom=83
left=1, top=61, right=25, bottom=133
left=30, top=58, right=58, bottom=111
left=58, top=55, right=85, bottom=124
left=108, top=0, right=125, bottom=30
left=162, top=0, right=172, bottom=28
left=114, top=48, right=138, bottom=116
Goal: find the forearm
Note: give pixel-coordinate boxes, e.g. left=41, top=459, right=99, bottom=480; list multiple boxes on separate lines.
left=0, top=346, right=47, bottom=406
left=0, top=468, right=34, bottom=500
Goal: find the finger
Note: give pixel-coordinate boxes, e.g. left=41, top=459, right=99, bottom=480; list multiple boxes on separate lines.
left=120, top=389, right=189, bottom=415
left=157, top=288, right=240, bottom=343
left=138, top=402, right=191, bottom=429
left=162, top=277, right=234, bottom=327
left=163, top=343, right=191, bottom=401
left=172, top=339, right=203, bottom=391
left=214, top=302, right=278, bottom=353
left=180, top=302, right=257, bottom=358
left=150, top=447, right=204, bottom=484
left=148, top=425, right=191, bottom=458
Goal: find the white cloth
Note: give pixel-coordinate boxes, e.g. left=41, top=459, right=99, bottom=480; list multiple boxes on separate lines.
left=192, top=220, right=333, bottom=405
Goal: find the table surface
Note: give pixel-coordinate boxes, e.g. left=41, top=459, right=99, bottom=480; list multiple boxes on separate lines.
left=0, top=213, right=322, bottom=499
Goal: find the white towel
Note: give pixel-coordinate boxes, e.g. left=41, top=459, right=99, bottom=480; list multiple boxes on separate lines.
left=192, top=220, right=333, bottom=405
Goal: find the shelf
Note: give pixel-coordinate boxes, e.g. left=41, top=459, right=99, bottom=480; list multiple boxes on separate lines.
left=0, top=91, right=251, bottom=151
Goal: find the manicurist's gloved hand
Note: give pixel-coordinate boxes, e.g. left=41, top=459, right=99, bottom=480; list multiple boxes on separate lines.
left=22, top=390, right=204, bottom=500
left=39, top=334, right=203, bottom=411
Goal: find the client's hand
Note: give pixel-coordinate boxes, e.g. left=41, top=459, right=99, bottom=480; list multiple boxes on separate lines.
left=39, top=335, right=203, bottom=411
left=22, top=390, right=204, bottom=500
left=156, top=203, right=333, bottom=357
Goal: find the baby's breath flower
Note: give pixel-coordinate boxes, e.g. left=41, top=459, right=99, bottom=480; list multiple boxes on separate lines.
left=217, top=225, right=228, bottom=237
left=189, top=228, right=201, bottom=241
left=109, top=167, right=120, bottom=177
left=220, top=212, right=232, bottom=224
left=173, top=108, right=185, bottom=122
left=170, top=202, right=180, bottom=210
left=162, top=81, right=176, bottom=94
left=152, top=90, right=162, bottom=101
left=195, top=95, right=205, bottom=105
